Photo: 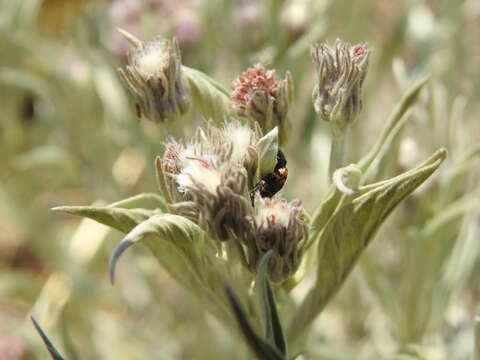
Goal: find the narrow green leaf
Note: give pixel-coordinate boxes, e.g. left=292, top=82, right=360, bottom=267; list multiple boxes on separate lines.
left=183, top=66, right=231, bottom=122
left=256, top=251, right=288, bottom=356
left=109, top=193, right=167, bottom=211
left=361, top=110, right=411, bottom=182
left=224, top=283, right=286, bottom=360
left=52, top=206, right=156, bottom=233
left=288, top=149, right=447, bottom=342
left=257, top=251, right=274, bottom=341
left=358, top=76, right=429, bottom=174
left=31, top=317, right=65, bottom=360
left=306, top=186, right=343, bottom=251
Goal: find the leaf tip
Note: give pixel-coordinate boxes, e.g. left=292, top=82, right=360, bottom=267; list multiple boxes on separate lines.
left=50, top=205, right=81, bottom=215
left=109, top=239, right=134, bottom=285
left=31, top=316, right=65, bottom=360
left=437, top=147, right=448, bottom=161
left=116, top=27, right=141, bottom=47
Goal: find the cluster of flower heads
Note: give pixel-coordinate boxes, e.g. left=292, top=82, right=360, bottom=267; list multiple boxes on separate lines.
left=117, top=30, right=370, bottom=282
left=156, top=121, right=307, bottom=282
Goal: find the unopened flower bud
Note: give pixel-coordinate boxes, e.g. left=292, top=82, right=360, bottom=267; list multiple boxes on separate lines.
left=311, top=40, right=370, bottom=136
left=247, top=195, right=308, bottom=282
left=117, top=30, right=190, bottom=123
left=230, top=64, right=293, bottom=145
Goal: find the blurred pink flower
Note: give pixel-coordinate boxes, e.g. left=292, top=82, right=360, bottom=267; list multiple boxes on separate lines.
left=0, top=336, right=26, bottom=360
left=174, top=11, right=201, bottom=45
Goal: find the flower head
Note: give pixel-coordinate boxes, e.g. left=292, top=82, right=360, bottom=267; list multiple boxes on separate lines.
left=230, top=64, right=293, bottom=145
left=246, top=195, right=308, bottom=282
left=311, top=40, right=370, bottom=136
left=157, top=121, right=258, bottom=241
left=118, top=31, right=190, bottom=123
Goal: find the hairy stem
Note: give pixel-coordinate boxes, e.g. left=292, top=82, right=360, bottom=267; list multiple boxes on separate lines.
left=329, top=130, right=346, bottom=180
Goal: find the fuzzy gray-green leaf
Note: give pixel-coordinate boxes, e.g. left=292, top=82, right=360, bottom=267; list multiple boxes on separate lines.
left=109, top=193, right=167, bottom=211
left=224, top=283, right=286, bottom=360
left=108, top=214, right=235, bottom=329
left=31, top=317, right=65, bottom=360
left=52, top=193, right=166, bottom=233
left=183, top=66, right=230, bottom=122
left=256, top=251, right=288, bottom=356
left=52, top=205, right=156, bottom=233
left=288, top=148, right=446, bottom=342
left=109, top=214, right=205, bottom=284
left=358, top=76, right=429, bottom=176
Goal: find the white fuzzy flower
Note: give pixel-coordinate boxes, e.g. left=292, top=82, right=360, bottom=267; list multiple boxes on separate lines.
left=176, top=157, right=222, bottom=195
left=254, top=196, right=292, bottom=228
left=157, top=122, right=258, bottom=241
left=135, top=41, right=171, bottom=77
left=117, top=33, right=190, bottom=123
left=246, top=194, right=308, bottom=282
left=161, top=122, right=256, bottom=198
left=222, top=122, right=256, bottom=165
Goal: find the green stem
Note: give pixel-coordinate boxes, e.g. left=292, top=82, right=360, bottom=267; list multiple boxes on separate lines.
left=329, top=131, right=346, bottom=180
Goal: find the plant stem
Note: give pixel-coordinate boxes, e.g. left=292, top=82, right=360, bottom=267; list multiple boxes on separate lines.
left=329, top=131, right=346, bottom=180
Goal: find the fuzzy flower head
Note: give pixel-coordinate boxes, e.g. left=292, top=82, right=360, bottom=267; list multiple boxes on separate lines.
left=246, top=194, right=308, bottom=282
left=311, top=40, right=370, bottom=136
left=230, top=64, right=293, bottom=145
left=117, top=31, right=190, bottom=123
left=156, top=122, right=258, bottom=241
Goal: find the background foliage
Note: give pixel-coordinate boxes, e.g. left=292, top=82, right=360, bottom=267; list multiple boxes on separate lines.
left=1, top=0, right=479, bottom=359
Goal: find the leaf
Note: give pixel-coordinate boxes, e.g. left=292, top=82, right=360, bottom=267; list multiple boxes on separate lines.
left=109, top=193, right=167, bottom=211
left=358, top=76, right=429, bottom=175
left=52, top=193, right=166, bottom=233
left=306, top=185, right=343, bottom=251
left=183, top=66, right=231, bottom=122
left=288, top=149, right=447, bottom=342
left=224, top=283, right=286, bottom=360
left=109, top=214, right=205, bottom=284
left=256, top=127, right=280, bottom=182
left=52, top=205, right=156, bottom=233
left=107, top=214, right=235, bottom=329
left=256, top=251, right=288, bottom=356
left=31, top=317, right=65, bottom=360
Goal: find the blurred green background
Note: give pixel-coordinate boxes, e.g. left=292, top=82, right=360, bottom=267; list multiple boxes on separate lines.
left=1, top=0, right=479, bottom=359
